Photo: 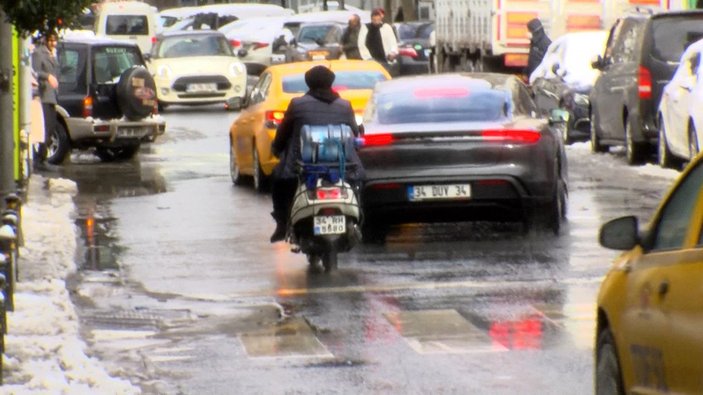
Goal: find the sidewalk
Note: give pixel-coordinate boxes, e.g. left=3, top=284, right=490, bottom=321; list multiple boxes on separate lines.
left=1, top=175, right=140, bottom=394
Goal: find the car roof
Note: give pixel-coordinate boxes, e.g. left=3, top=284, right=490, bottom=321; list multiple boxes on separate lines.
left=60, top=34, right=141, bottom=47
left=266, top=59, right=390, bottom=76
left=157, top=29, right=226, bottom=38
left=374, top=73, right=518, bottom=94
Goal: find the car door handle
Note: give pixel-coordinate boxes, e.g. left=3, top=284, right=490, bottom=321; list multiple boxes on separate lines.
left=658, top=280, right=669, bottom=296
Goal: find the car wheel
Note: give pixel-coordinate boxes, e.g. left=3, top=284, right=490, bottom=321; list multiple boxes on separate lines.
left=253, top=146, right=269, bottom=193
left=230, top=142, right=245, bottom=186
left=95, top=143, right=140, bottom=162
left=625, top=115, right=646, bottom=165
left=116, top=66, right=157, bottom=121
left=595, top=328, right=625, bottom=395
left=658, top=116, right=677, bottom=169
left=590, top=110, right=607, bottom=153
left=46, top=122, right=71, bottom=165
left=689, top=122, right=699, bottom=160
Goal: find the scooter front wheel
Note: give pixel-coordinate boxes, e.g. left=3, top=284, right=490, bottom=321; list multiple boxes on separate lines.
left=321, top=249, right=337, bottom=272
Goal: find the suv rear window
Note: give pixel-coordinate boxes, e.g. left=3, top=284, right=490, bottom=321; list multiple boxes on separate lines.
left=652, top=15, right=703, bottom=62
left=93, top=46, right=143, bottom=84
left=106, top=15, right=149, bottom=35
left=282, top=71, right=387, bottom=93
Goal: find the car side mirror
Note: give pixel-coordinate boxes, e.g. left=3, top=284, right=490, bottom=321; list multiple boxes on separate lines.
left=548, top=108, right=569, bottom=125
left=551, top=63, right=560, bottom=75
left=591, top=55, right=603, bottom=70
left=237, top=49, right=248, bottom=58
left=599, top=216, right=640, bottom=250
left=143, top=53, right=152, bottom=62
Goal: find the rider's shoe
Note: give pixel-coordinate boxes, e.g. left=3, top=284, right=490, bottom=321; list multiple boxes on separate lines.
left=270, top=223, right=286, bottom=243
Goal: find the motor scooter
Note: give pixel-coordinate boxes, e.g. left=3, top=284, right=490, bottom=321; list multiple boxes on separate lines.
left=287, top=124, right=362, bottom=272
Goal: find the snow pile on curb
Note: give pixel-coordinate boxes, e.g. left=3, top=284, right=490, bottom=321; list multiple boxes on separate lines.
left=1, top=176, right=140, bottom=394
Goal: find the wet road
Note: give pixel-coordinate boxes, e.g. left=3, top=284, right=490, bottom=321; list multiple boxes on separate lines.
left=46, top=105, right=677, bottom=394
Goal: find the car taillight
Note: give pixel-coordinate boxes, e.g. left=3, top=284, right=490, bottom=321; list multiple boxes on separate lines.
left=265, top=110, right=285, bottom=129
left=151, top=36, right=157, bottom=44
left=638, top=66, right=652, bottom=100
left=253, top=42, right=269, bottom=49
left=362, top=133, right=394, bottom=146
left=230, top=39, right=241, bottom=48
left=316, top=187, right=343, bottom=200
left=481, top=129, right=541, bottom=144
left=83, top=96, right=93, bottom=118
left=399, top=47, right=418, bottom=58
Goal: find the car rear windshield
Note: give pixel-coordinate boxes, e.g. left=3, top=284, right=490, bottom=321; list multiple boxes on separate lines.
left=396, top=23, right=433, bottom=40
left=157, top=35, right=233, bottom=58
left=297, top=25, right=341, bottom=44
left=92, top=46, right=143, bottom=84
left=374, top=87, right=511, bottom=124
left=106, top=15, right=149, bottom=35
left=282, top=71, right=387, bottom=92
left=652, top=15, right=703, bottom=62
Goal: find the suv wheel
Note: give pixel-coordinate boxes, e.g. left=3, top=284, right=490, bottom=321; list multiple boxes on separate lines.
left=95, top=143, right=140, bottom=162
left=590, top=111, right=607, bottom=153
left=230, top=143, right=245, bottom=185
left=116, top=66, right=157, bottom=121
left=47, top=122, right=71, bottom=165
left=658, top=116, right=678, bottom=169
left=625, top=116, right=646, bottom=165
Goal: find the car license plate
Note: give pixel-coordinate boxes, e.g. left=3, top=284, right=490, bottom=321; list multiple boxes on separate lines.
left=424, top=49, right=431, bottom=57
left=314, top=215, right=346, bottom=235
left=308, top=50, right=328, bottom=60
left=186, top=83, right=217, bottom=93
left=117, top=126, right=149, bottom=138
left=408, top=184, right=471, bottom=201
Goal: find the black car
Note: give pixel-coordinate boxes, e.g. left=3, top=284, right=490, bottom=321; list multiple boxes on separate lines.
left=50, top=35, right=165, bottom=164
left=393, top=21, right=434, bottom=75
left=358, top=73, right=568, bottom=242
left=589, top=9, right=703, bottom=164
left=285, top=21, right=345, bottom=62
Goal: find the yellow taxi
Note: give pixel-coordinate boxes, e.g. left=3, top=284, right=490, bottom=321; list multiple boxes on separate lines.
left=596, top=155, right=703, bottom=394
left=228, top=59, right=391, bottom=191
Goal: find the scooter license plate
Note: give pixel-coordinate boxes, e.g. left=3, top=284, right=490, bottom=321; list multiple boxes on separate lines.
left=314, top=215, right=346, bottom=235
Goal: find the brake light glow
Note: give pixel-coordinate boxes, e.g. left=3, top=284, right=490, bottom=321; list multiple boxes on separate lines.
left=316, top=187, right=342, bottom=200
left=332, top=85, right=349, bottom=92
left=265, top=110, right=285, bottom=129
left=399, top=47, right=418, bottom=58
left=151, top=36, right=157, bottom=44
left=638, top=66, right=652, bottom=100
left=414, top=88, right=469, bottom=98
left=230, top=39, right=241, bottom=48
left=363, top=133, right=394, bottom=146
left=481, top=129, right=541, bottom=144
left=83, top=96, right=93, bottom=118
left=253, top=42, right=269, bottom=49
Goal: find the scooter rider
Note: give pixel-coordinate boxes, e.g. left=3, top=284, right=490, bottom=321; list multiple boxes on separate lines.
left=269, top=65, right=365, bottom=243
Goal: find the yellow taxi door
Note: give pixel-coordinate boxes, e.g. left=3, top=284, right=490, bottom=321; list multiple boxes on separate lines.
left=625, top=161, right=703, bottom=394
left=238, top=72, right=273, bottom=172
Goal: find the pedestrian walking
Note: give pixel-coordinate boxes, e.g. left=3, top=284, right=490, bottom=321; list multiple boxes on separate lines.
left=359, top=8, right=399, bottom=75
left=525, top=18, right=551, bottom=79
left=31, top=32, right=59, bottom=163
left=341, top=14, right=363, bottom=60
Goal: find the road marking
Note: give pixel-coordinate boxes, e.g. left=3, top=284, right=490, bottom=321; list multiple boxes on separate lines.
left=239, top=317, right=333, bottom=359
left=386, top=309, right=506, bottom=354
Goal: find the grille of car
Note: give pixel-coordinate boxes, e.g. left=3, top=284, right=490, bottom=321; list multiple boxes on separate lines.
left=172, top=75, right=232, bottom=92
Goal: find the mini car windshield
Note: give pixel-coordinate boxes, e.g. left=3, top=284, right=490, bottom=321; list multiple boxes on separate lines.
left=374, top=86, right=512, bottom=124
left=282, top=71, right=387, bottom=92
left=157, top=35, right=234, bottom=58
left=92, top=46, right=142, bottom=84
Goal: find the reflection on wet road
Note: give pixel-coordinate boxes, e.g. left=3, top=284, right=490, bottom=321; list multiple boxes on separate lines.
left=38, top=105, right=677, bottom=394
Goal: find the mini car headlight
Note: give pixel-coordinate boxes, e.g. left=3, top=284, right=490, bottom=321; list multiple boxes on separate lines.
left=157, top=64, right=173, bottom=78
left=573, top=93, right=589, bottom=106
left=229, top=62, right=246, bottom=76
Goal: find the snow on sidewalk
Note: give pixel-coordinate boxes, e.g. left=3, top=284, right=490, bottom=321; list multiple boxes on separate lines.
left=1, top=175, right=140, bottom=394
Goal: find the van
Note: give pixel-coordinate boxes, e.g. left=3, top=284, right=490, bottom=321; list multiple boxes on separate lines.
left=95, top=1, right=159, bottom=55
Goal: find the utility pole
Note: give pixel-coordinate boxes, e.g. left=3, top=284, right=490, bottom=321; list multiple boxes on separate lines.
left=0, top=9, right=15, bottom=198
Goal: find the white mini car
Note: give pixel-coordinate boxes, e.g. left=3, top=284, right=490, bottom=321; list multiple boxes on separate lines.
left=147, top=30, right=247, bottom=110
left=658, top=38, right=703, bottom=168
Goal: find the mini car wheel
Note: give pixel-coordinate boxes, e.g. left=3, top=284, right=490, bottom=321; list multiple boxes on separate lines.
left=253, top=146, right=269, bottom=193
left=658, top=116, right=678, bottom=169
left=46, top=121, right=71, bottom=165
left=95, top=143, right=140, bottom=162
left=625, top=115, right=646, bottom=165
left=595, top=328, right=624, bottom=395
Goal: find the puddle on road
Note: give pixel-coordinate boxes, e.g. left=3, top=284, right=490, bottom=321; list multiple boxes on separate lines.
left=239, top=317, right=333, bottom=359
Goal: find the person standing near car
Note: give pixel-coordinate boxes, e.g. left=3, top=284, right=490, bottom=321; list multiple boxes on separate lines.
left=341, top=14, right=363, bottom=60
left=359, top=8, right=399, bottom=75
left=525, top=18, right=551, bottom=79
left=31, top=31, right=59, bottom=163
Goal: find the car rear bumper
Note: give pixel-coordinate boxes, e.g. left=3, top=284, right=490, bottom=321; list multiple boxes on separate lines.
left=66, top=115, right=166, bottom=144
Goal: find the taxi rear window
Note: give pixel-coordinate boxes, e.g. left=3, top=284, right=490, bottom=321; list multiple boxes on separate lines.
left=282, top=71, right=387, bottom=93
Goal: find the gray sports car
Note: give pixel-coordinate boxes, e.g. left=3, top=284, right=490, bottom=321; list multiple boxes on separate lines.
left=358, top=73, right=568, bottom=242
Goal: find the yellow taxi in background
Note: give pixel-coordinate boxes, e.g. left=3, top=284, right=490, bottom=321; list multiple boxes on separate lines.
left=596, top=154, right=703, bottom=394
left=228, top=59, right=391, bottom=191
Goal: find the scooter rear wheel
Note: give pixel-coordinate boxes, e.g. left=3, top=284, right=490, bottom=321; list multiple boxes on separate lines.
left=307, top=254, right=324, bottom=273
left=321, top=250, right=337, bottom=272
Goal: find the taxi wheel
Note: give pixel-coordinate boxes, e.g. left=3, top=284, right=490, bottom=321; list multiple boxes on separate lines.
left=230, top=142, right=245, bottom=186
left=253, top=146, right=269, bottom=193
left=595, top=328, right=624, bottom=395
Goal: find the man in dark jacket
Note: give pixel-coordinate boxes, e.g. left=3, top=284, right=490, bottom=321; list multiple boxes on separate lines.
left=269, top=65, right=363, bottom=243
left=525, top=18, right=551, bottom=78
left=31, top=31, right=60, bottom=162
left=341, top=14, right=362, bottom=60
